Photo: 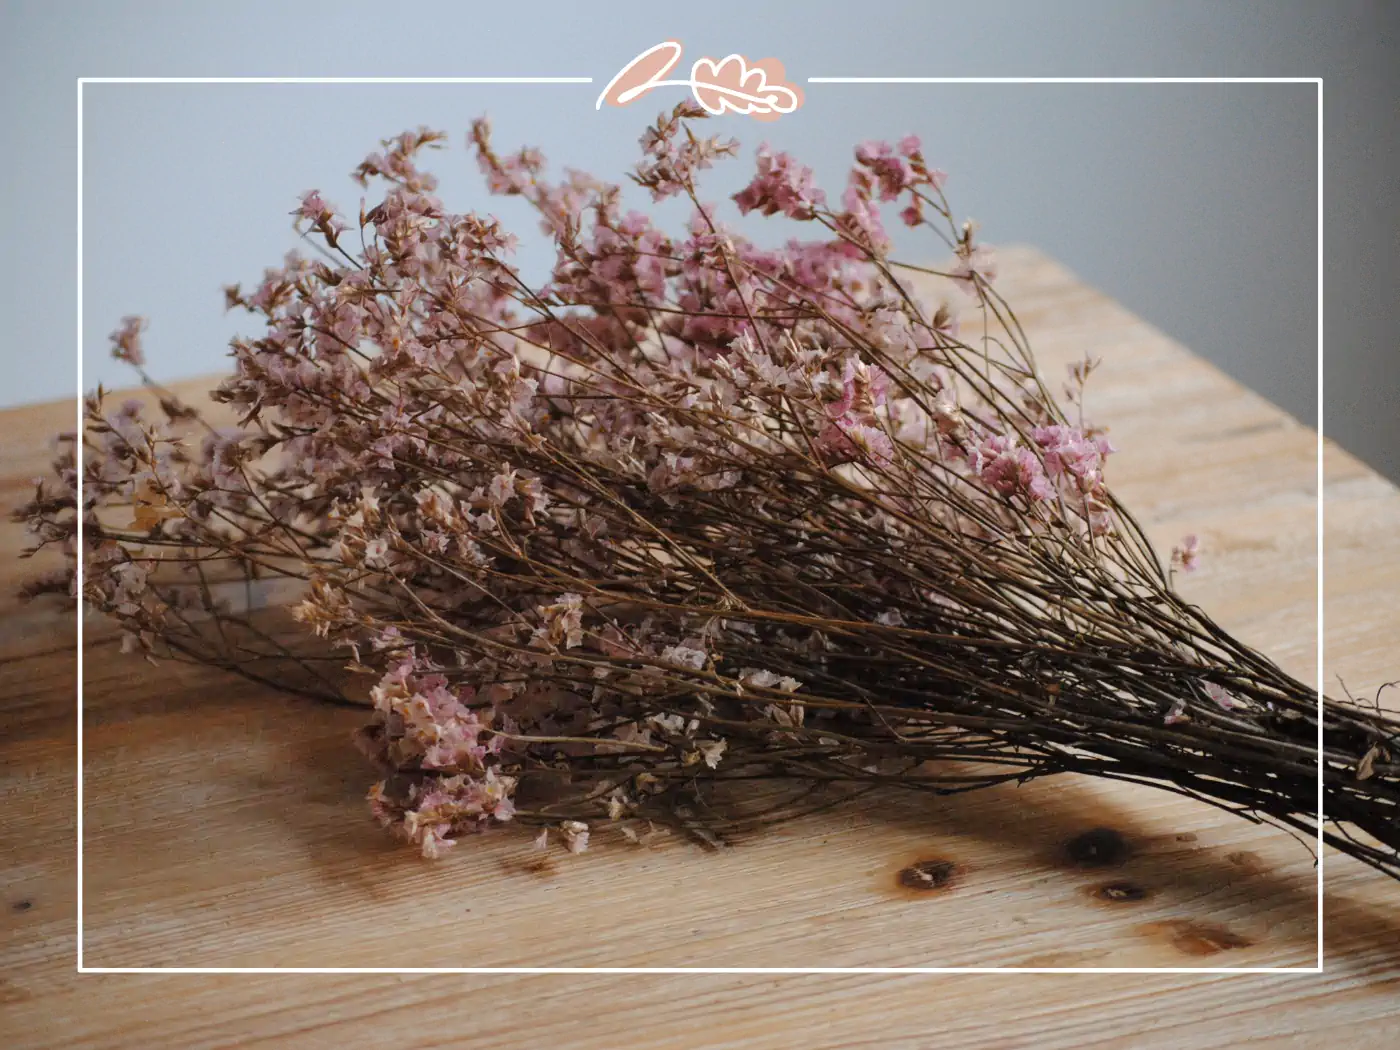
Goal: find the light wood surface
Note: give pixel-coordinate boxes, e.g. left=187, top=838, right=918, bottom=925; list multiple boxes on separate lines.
left=2, top=248, right=1397, bottom=1048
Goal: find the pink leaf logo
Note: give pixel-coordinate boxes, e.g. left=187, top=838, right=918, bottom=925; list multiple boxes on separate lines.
left=596, top=42, right=803, bottom=121
left=596, top=40, right=684, bottom=109
left=690, top=55, right=802, bottom=121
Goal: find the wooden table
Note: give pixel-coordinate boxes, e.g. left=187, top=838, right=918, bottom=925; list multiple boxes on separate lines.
left=3, top=248, right=1397, bottom=1048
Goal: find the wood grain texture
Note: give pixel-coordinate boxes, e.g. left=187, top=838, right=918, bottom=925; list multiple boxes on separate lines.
left=2, top=248, right=1397, bottom=1048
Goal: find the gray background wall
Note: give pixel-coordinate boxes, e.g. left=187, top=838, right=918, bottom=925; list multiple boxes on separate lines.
left=2, top=0, right=1395, bottom=481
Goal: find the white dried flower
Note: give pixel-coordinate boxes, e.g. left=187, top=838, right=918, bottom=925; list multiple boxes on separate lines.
left=697, top=738, right=727, bottom=768
left=660, top=644, right=708, bottom=671
left=561, top=820, right=590, bottom=853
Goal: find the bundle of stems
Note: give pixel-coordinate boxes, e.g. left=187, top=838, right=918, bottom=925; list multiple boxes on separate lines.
left=20, top=105, right=1399, bottom=875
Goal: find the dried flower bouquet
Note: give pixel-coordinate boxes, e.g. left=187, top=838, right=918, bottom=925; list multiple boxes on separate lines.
left=20, top=104, right=1400, bottom=876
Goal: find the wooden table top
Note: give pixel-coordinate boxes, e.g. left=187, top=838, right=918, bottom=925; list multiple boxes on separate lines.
left=2, top=248, right=1397, bottom=1048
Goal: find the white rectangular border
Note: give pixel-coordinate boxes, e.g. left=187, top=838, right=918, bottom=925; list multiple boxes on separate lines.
left=75, top=75, right=1325, bottom=975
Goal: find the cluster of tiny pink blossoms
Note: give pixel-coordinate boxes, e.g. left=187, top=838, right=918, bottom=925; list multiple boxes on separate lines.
left=20, top=104, right=1163, bottom=860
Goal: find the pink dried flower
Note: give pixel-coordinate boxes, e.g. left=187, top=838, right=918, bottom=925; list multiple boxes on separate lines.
left=632, top=101, right=738, bottom=201
left=109, top=315, right=147, bottom=367
left=816, top=417, right=895, bottom=466
left=733, top=144, right=825, bottom=219
left=951, top=243, right=997, bottom=294
left=834, top=182, right=891, bottom=257
left=1203, top=681, right=1246, bottom=711
left=1172, top=534, right=1201, bottom=573
left=971, top=436, right=1053, bottom=502
left=296, top=190, right=331, bottom=223
left=854, top=139, right=916, bottom=201
left=294, top=189, right=348, bottom=244
left=1033, top=424, right=1110, bottom=490
left=535, top=593, right=587, bottom=650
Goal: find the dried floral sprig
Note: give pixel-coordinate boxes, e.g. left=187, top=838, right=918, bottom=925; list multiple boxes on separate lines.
left=18, top=105, right=1400, bottom=876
